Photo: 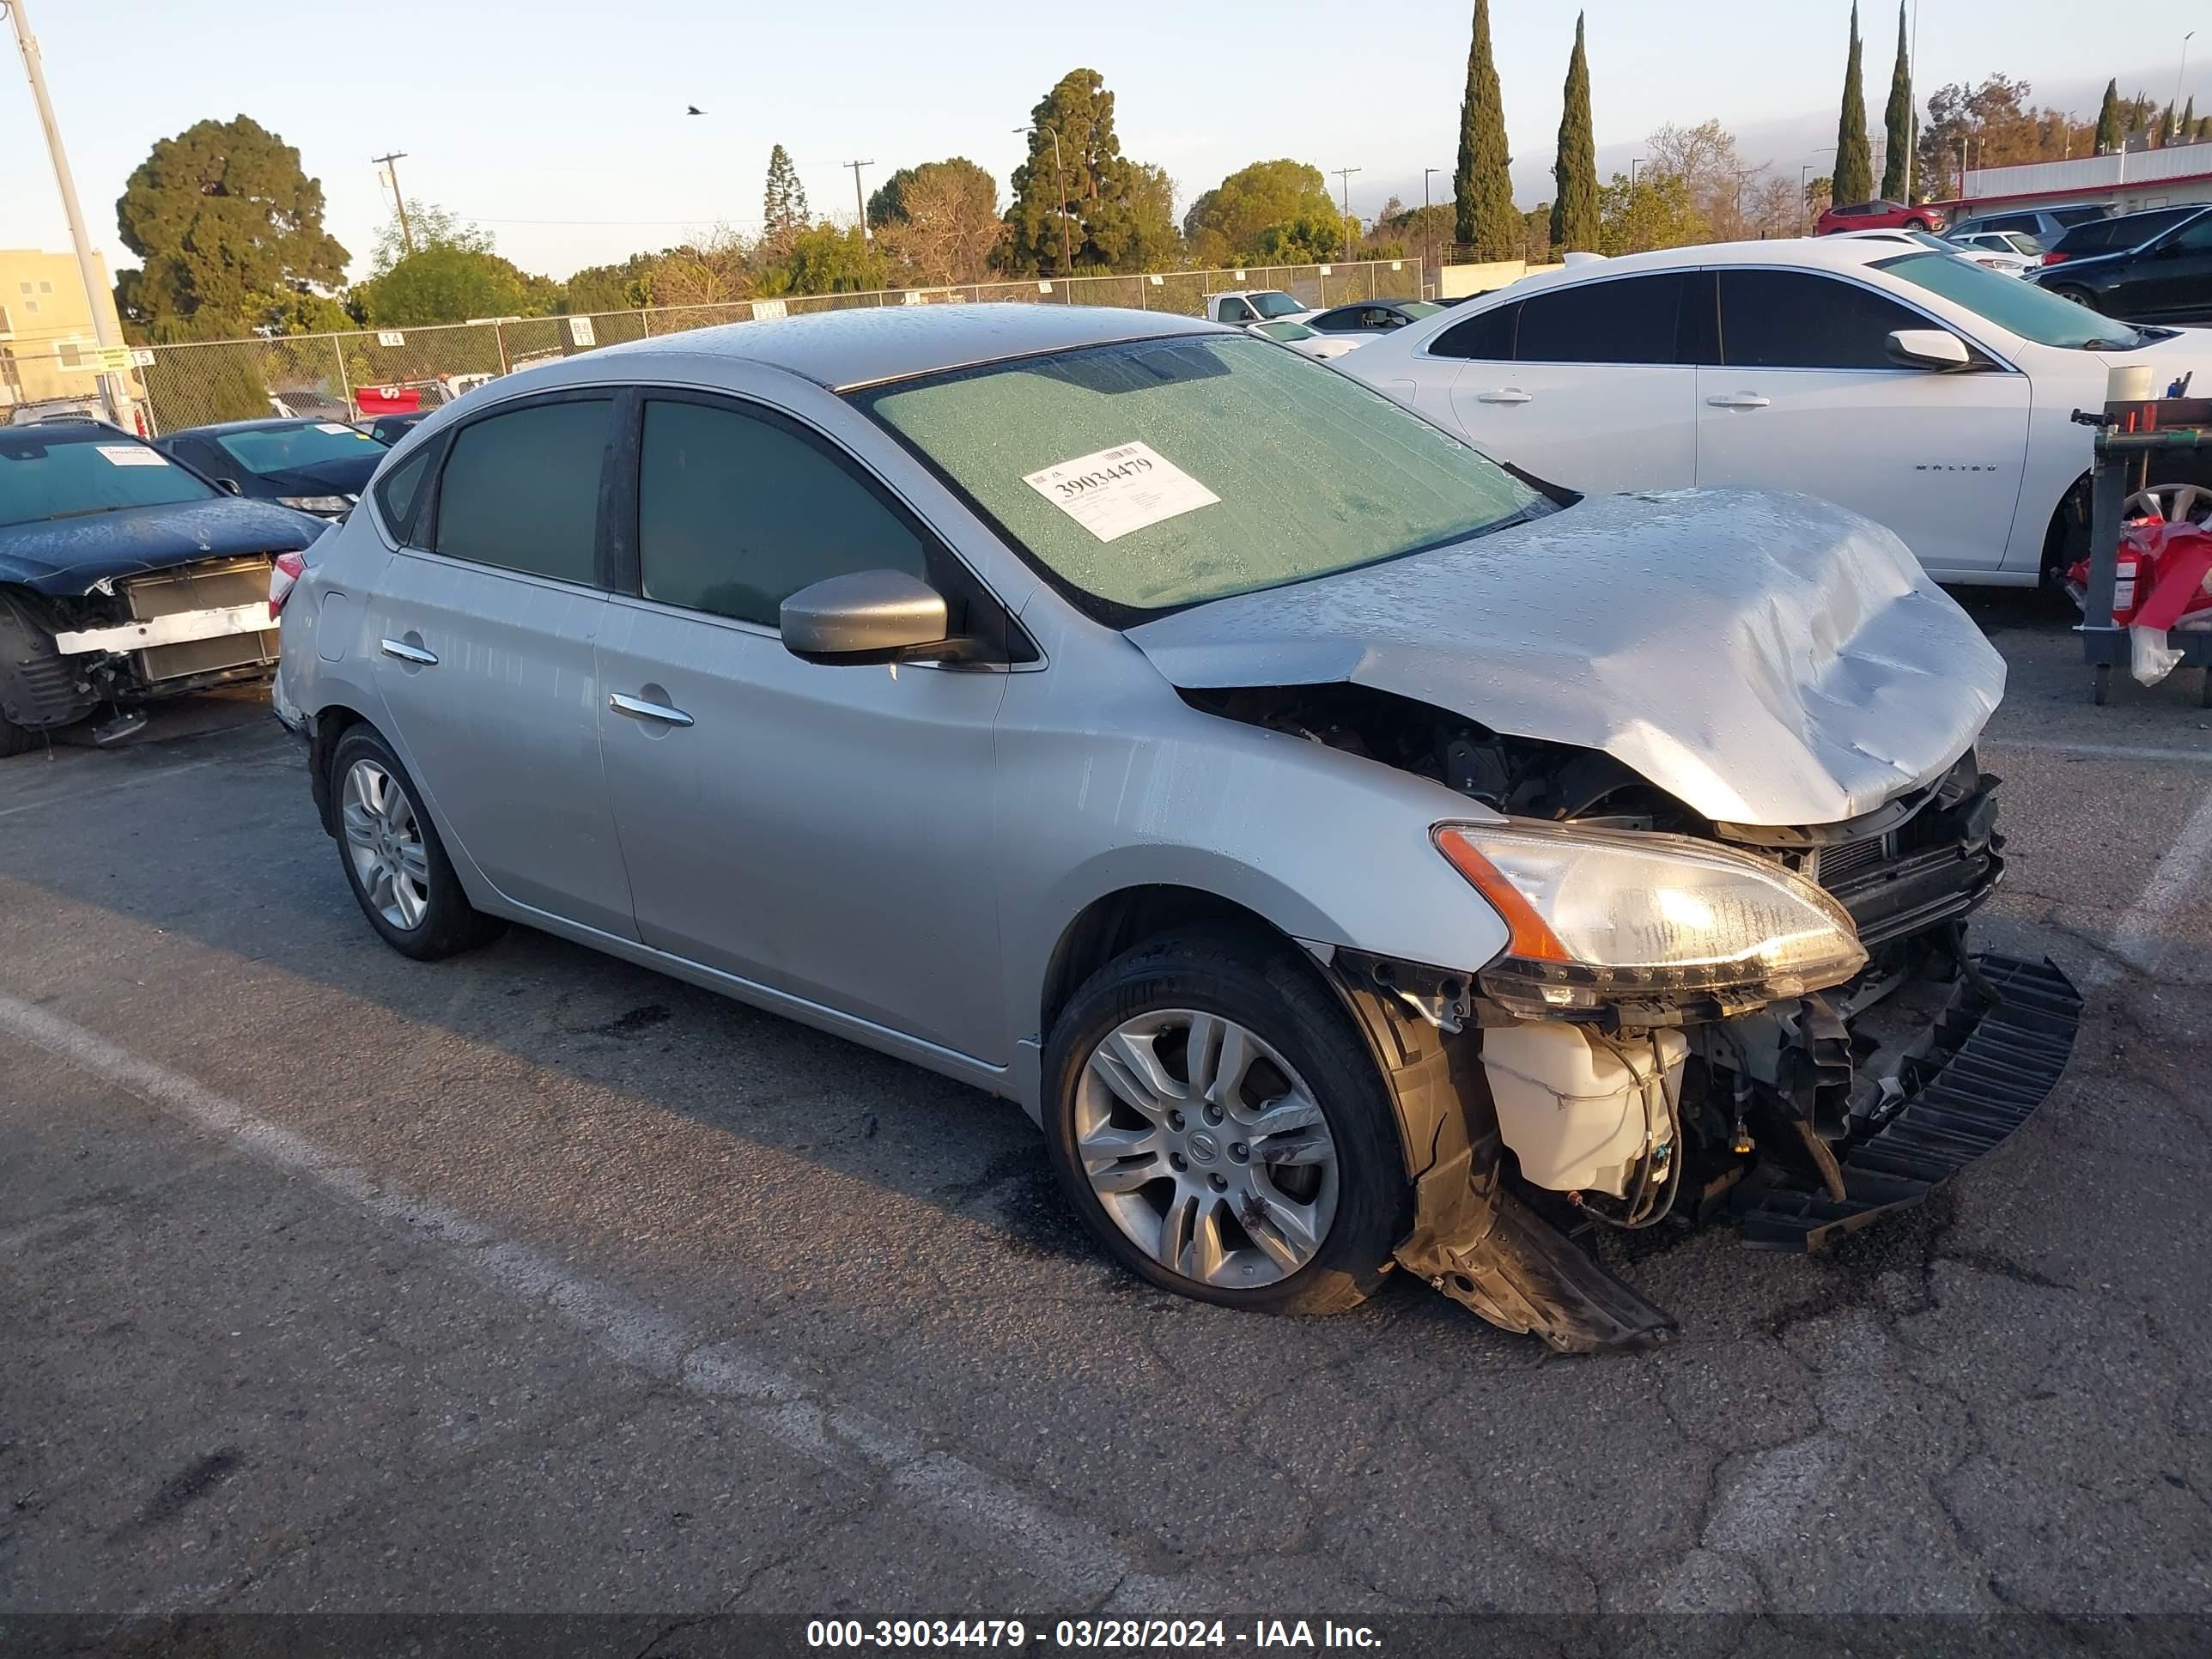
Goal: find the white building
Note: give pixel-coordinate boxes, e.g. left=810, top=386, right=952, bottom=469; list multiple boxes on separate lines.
left=1958, top=142, right=2212, bottom=217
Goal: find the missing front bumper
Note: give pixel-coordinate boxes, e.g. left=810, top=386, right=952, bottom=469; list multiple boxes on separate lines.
left=1726, top=953, right=2081, bottom=1250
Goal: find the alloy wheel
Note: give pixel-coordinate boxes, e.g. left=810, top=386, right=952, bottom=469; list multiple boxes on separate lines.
left=1075, top=1009, right=1340, bottom=1291
left=341, top=757, right=431, bottom=931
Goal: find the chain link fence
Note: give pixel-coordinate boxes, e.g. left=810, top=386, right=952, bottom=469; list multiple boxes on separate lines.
left=126, top=260, right=1421, bottom=435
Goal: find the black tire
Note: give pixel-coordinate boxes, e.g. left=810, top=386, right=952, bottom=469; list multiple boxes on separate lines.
left=1904, top=217, right=1930, bottom=232
left=328, top=725, right=505, bottom=961
left=2051, top=286, right=2100, bottom=313
left=0, top=710, right=30, bottom=759
left=1042, top=924, right=1409, bottom=1315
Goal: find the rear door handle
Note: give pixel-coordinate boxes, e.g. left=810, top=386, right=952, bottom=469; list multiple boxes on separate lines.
left=609, top=691, right=694, bottom=727
left=379, top=637, right=437, bottom=665
left=1474, top=388, right=1533, bottom=404
left=1705, top=393, right=1771, bottom=409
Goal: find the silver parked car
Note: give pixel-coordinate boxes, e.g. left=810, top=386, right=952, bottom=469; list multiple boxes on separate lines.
left=275, top=306, right=2079, bottom=1351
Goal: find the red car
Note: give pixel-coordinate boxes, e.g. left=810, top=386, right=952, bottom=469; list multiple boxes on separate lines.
left=1815, top=198, right=1948, bottom=235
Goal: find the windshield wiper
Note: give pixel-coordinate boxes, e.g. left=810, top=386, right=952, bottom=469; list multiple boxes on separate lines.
left=46, top=505, right=134, bottom=520
left=2081, top=336, right=2142, bottom=350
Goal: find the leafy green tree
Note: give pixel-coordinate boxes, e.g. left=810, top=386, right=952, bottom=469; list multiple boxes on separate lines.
left=1253, top=215, right=1345, bottom=263
left=1455, top=0, right=1517, bottom=257
left=1881, top=1, right=1914, bottom=199
left=763, top=145, right=808, bottom=252
left=112, top=116, right=348, bottom=340
left=1597, top=171, right=1709, bottom=255
left=1005, top=70, right=1174, bottom=274
left=359, top=245, right=535, bottom=326
left=875, top=160, right=1004, bottom=284
left=2094, top=81, right=2123, bottom=153
left=1833, top=3, right=1873, bottom=204
left=1183, top=160, right=1340, bottom=259
left=1550, top=13, right=1598, bottom=252
left=756, top=225, right=890, bottom=296
left=370, top=200, right=490, bottom=274
left=563, top=253, right=659, bottom=313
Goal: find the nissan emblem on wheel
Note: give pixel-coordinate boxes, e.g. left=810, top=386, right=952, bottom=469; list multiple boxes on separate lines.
left=273, top=303, right=2079, bottom=1351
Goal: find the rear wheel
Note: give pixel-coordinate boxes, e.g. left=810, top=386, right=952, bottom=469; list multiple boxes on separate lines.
left=1904, top=216, right=1931, bottom=231
left=329, top=726, right=504, bottom=960
left=2051, top=286, right=2100, bottom=312
left=1042, top=927, right=1408, bottom=1315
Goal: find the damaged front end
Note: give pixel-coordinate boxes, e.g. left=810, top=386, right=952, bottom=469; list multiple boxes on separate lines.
left=1213, top=688, right=2080, bottom=1353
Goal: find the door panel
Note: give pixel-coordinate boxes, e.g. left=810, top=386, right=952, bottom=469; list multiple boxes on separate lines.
left=1699, top=269, right=2032, bottom=574
left=598, top=604, right=1009, bottom=1060
left=369, top=554, right=634, bottom=936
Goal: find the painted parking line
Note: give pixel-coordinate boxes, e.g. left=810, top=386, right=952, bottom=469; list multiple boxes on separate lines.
left=0, top=991, right=1188, bottom=1613
left=2094, top=783, right=2212, bottom=985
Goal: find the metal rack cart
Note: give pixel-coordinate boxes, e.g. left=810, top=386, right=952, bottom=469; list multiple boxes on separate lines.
left=2076, top=395, right=2212, bottom=707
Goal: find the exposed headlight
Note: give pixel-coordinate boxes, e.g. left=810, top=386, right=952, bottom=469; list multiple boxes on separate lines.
left=1435, top=819, right=1868, bottom=1018
left=279, top=494, right=354, bottom=516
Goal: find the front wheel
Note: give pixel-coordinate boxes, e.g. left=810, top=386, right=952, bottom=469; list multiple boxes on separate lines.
left=1904, top=216, right=1931, bottom=231
left=1042, top=927, right=1408, bottom=1315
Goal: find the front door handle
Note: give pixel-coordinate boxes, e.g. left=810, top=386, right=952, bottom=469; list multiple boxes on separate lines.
left=1705, top=393, right=1771, bottom=409
left=1474, top=388, right=1533, bottom=404
left=379, top=637, right=438, bottom=665
left=609, top=691, right=694, bottom=728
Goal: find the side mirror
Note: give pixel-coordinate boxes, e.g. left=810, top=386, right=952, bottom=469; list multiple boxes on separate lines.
left=1885, top=328, right=1973, bottom=371
left=781, top=568, right=952, bottom=665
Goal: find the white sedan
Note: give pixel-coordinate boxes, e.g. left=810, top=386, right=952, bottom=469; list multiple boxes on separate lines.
left=1339, top=237, right=2212, bottom=586
left=1243, top=319, right=1362, bottom=360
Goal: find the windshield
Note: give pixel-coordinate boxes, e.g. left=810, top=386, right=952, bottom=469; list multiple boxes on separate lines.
left=1871, top=251, right=2146, bottom=349
left=1246, top=291, right=1307, bottom=319
left=1399, top=301, right=1443, bottom=319
left=0, top=428, right=216, bottom=528
left=215, top=422, right=383, bottom=475
left=1252, top=320, right=1316, bottom=341
left=856, top=334, right=1545, bottom=617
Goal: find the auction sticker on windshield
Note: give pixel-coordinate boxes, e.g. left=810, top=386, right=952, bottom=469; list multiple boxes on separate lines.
left=95, top=446, right=168, bottom=467
left=1023, top=441, right=1219, bottom=543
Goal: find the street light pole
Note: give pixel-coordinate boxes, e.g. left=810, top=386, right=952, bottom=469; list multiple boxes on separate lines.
left=1016, top=125, right=1073, bottom=281
left=2175, top=33, right=2197, bottom=143
left=4, top=0, right=133, bottom=428
left=1422, top=167, right=1441, bottom=294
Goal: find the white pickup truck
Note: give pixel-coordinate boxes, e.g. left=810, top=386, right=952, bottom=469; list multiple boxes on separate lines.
left=1202, top=289, right=1317, bottom=326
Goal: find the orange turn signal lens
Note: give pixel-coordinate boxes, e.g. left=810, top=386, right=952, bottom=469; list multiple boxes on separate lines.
left=1433, top=825, right=1572, bottom=963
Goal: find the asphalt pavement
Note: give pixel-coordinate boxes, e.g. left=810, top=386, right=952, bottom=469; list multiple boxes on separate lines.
left=3, top=592, right=2210, bottom=1653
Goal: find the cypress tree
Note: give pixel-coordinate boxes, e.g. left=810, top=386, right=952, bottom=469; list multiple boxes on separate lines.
left=1880, top=1, right=1913, bottom=199
left=1550, top=12, right=1599, bottom=252
left=2094, top=81, right=2123, bottom=154
left=1833, top=3, right=1874, bottom=204
left=1455, top=0, right=1518, bottom=258
left=2183, top=97, right=2197, bottom=141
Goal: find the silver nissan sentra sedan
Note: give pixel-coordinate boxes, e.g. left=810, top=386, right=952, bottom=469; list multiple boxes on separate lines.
left=274, top=304, right=2079, bottom=1350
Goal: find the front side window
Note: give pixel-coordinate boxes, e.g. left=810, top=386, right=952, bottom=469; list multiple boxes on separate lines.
left=433, top=398, right=610, bottom=583
left=0, top=427, right=215, bottom=528
left=1718, top=270, right=1930, bottom=368
left=857, top=333, right=1546, bottom=617
left=1516, top=273, right=1687, bottom=365
left=1872, top=251, right=2147, bottom=349
left=2164, top=214, right=2212, bottom=252
left=1217, top=298, right=1255, bottom=323
left=636, top=398, right=931, bottom=629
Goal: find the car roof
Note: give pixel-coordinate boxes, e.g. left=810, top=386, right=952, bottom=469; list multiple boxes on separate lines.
left=567, top=303, right=1224, bottom=392
left=1471, top=236, right=1929, bottom=295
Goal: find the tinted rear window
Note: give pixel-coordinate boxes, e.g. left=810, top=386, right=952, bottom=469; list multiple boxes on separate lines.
left=1516, top=273, right=1687, bottom=365
left=372, top=445, right=434, bottom=544
left=433, top=398, right=610, bottom=583
left=2056, top=209, right=2194, bottom=252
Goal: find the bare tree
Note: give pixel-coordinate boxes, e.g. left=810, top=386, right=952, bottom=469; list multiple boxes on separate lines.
left=878, top=164, right=1006, bottom=287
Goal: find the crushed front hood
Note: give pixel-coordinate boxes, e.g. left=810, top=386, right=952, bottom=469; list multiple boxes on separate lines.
left=1127, top=489, right=2003, bottom=828
left=0, top=499, right=325, bottom=595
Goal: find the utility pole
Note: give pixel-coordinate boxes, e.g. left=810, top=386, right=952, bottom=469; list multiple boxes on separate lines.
left=1332, top=166, right=1360, bottom=259
left=1422, top=166, right=1442, bottom=294
left=845, top=159, right=874, bottom=240
left=372, top=151, right=413, bottom=256
left=5, top=0, right=134, bottom=428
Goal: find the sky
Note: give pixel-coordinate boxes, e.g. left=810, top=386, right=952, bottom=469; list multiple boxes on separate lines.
left=3, top=0, right=2206, bottom=285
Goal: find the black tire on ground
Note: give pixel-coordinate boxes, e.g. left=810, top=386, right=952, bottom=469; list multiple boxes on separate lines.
left=1041, top=924, right=1410, bottom=1316
left=0, top=710, right=30, bottom=758
left=2051, top=286, right=2100, bottom=313
left=327, top=724, right=505, bottom=961
left=1904, top=217, right=1930, bottom=231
